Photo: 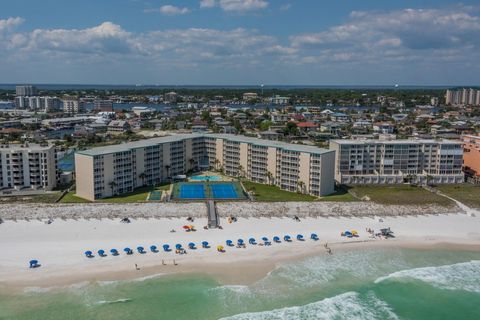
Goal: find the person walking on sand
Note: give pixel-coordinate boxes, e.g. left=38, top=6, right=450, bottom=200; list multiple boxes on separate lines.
left=135, top=263, right=140, bottom=270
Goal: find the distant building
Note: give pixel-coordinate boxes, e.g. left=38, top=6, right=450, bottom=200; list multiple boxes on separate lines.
left=242, top=92, right=258, bottom=101
left=107, top=120, right=130, bottom=134
left=0, top=143, right=57, bottom=191
left=462, top=134, right=480, bottom=183
left=14, top=96, right=61, bottom=112
left=330, top=139, right=464, bottom=185
left=269, top=95, right=289, bottom=105
left=63, top=98, right=82, bottom=114
left=132, top=106, right=155, bottom=117
left=93, top=100, right=114, bottom=112
left=164, top=92, right=178, bottom=103
left=15, top=85, right=38, bottom=96
left=446, top=89, right=480, bottom=106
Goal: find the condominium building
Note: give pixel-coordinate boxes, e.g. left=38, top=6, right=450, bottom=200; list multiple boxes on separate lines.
left=15, top=85, right=38, bottom=96
left=14, top=96, right=61, bottom=112
left=330, top=139, right=464, bottom=185
left=75, top=134, right=335, bottom=200
left=93, top=100, right=114, bottom=112
left=462, top=134, right=480, bottom=183
left=62, top=98, right=83, bottom=114
left=0, top=144, right=57, bottom=191
left=446, top=89, right=480, bottom=106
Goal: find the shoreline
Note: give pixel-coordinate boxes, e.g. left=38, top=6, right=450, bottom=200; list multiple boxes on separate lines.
left=1, top=211, right=479, bottom=293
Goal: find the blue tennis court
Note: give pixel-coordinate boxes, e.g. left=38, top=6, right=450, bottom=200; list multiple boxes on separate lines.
left=179, top=184, right=205, bottom=199
left=211, top=183, right=239, bottom=199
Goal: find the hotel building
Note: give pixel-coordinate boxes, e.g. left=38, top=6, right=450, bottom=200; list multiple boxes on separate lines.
left=462, top=134, right=480, bottom=183
left=330, top=139, right=464, bottom=185
left=0, top=144, right=58, bottom=191
left=75, top=134, right=335, bottom=201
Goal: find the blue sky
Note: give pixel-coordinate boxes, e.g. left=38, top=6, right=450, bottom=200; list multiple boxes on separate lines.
left=1, top=0, right=479, bottom=85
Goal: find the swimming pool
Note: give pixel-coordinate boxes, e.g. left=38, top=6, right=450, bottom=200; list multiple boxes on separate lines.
left=190, top=175, right=221, bottom=181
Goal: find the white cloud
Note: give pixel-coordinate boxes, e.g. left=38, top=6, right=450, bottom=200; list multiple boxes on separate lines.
left=145, top=5, right=190, bottom=15
left=279, top=4, right=291, bottom=11
left=201, top=0, right=268, bottom=12
left=0, top=17, right=24, bottom=32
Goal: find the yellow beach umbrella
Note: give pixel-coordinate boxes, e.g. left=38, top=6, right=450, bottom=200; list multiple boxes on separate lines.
left=217, top=245, right=224, bottom=252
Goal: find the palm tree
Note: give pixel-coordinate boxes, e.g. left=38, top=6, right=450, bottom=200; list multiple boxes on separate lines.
left=139, top=172, right=146, bottom=186
left=237, top=165, right=244, bottom=178
left=426, top=174, right=434, bottom=186
left=189, top=158, right=195, bottom=171
left=108, top=181, right=117, bottom=196
left=214, top=158, right=220, bottom=170
left=297, top=181, right=305, bottom=194
left=165, top=164, right=171, bottom=180
left=266, top=171, right=274, bottom=185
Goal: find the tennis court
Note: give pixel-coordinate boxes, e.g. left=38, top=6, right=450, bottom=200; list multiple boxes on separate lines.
left=179, top=184, right=205, bottom=199
left=147, top=190, right=162, bottom=201
left=211, top=183, right=239, bottom=199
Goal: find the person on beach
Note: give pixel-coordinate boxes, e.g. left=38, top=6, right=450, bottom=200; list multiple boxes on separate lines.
left=135, top=263, right=140, bottom=270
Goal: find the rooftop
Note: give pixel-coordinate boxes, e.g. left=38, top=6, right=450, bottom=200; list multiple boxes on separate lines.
left=77, top=133, right=333, bottom=156
left=330, top=139, right=462, bottom=145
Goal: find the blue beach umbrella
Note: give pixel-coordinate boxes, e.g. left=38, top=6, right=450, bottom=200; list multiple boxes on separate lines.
left=137, top=246, right=145, bottom=253
left=226, top=240, right=233, bottom=246
left=85, top=250, right=93, bottom=257
left=262, top=237, right=269, bottom=242
left=124, top=247, right=133, bottom=254
left=273, top=236, right=281, bottom=243
left=297, top=234, right=304, bottom=241
left=150, top=245, right=158, bottom=252
left=202, top=241, right=209, bottom=248
left=163, top=244, right=171, bottom=252
left=98, top=249, right=106, bottom=257
left=188, top=242, right=196, bottom=249
left=310, top=233, right=319, bottom=240
left=110, top=249, right=119, bottom=255
left=249, top=238, right=257, bottom=245
left=29, top=260, right=39, bottom=268
left=237, top=239, right=244, bottom=245
left=175, top=244, right=183, bottom=250
left=284, top=235, right=292, bottom=242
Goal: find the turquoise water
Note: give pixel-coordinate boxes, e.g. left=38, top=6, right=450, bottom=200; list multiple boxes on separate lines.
left=190, top=176, right=221, bottom=181
left=1, top=247, right=479, bottom=320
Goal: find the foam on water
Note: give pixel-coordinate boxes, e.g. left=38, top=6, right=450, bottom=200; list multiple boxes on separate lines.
left=94, top=298, right=132, bottom=305
left=375, top=260, right=480, bottom=293
left=219, top=291, right=399, bottom=320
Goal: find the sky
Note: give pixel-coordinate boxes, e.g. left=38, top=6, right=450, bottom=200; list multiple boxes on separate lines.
left=1, top=0, right=480, bottom=85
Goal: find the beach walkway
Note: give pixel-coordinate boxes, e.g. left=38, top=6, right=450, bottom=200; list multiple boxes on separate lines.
left=207, top=200, right=219, bottom=228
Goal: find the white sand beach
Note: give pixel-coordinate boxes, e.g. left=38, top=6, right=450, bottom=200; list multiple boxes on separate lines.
left=1, top=205, right=479, bottom=291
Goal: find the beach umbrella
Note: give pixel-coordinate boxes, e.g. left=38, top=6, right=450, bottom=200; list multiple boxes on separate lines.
left=183, top=225, right=190, bottom=231
left=163, top=244, right=171, bottom=252
left=310, top=233, right=319, bottom=240
left=29, top=260, right=39, bottom=268
left=98, top=249, right=106, bottom=256
left=237, top=239, right=244, bottom=245
left=84, top=250, right=93, bottom=257
left=189, top=225, right=195, bottom=230
left=217, top=245, right=224, bottom=252
left=297, top=234, right=304, bottom=241
left=175, top=244, right=182, bottom=250
left=124, top=247, right=133, bottom=254
left=150, top=245, right=158, bottom=252
left=273, top=236, right=281, bottom=243
left=226, top=240, right=233, bottom=246
left=202, top=241, right=209, bottom=248
left=110, top=249, right=119, bottom=255
left=137, top=246, right=145, bottom=253
left=284, top=235, right=292, bottom=242
left=262, top=237, right=269, bottom=242
left=249, top=238, right=257, bottom=245
left=188, top=242, right=196, bottom=249
left=344, top=231, right=352, bottom=237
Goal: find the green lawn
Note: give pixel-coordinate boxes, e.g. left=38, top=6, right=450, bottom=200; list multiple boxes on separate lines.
left=242, top=181, right=317, bottom=201
left=59, top=191, right=92, bottom=203
left=349, top=185, right=454, bottom=206
left=100, top=184, right=171, bottom=203
left=436, top=184, right=480, bottom=208
left=319, top=186, right=358, bottom=202
left=0, top=192, right=61, bottom=204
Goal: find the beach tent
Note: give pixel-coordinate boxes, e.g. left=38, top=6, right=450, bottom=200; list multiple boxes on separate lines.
left=226, top=240, right=233, bottom=246
left=85, top=250, right=94, bottom=258
left=98, top=249, right=106, bottom=257
left=29, top=260, right=39, bottom=268
left=310, top=233, right=319, bottom=240
left=217, top=245, right=224, bottom=252
left=110, top=249, right=119, bottom=256
left=284, top=235, right=292, bottom=242
left=297, top=234, right=304, bottom=241
left=163, top=244, right=171, bottom=252
left=124, top=247, right=133, bottom=255
left=273, top=236, right=281, bottom=243
left=202, top=241, right=209, bottom=248
left=175, top=244, right=183, bottom=250
left=188, top=242, right=196, bottom=249
left=137, top=246, right=145, bottom=254
left=150, top=245, right=158, bottom=252
left=237, top=239, right=245, bottom=246
left=249, top=238, right=257, bottom=245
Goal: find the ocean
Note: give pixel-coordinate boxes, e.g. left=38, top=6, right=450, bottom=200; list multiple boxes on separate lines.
left=1, top=247, right=479, bottom=320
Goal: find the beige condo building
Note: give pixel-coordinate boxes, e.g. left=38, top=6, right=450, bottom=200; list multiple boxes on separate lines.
left=75, top=134, right=335, bottom=201
left=330, top=139, right=464, bottom=185
left=0, top=144, right=57, bottom=191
